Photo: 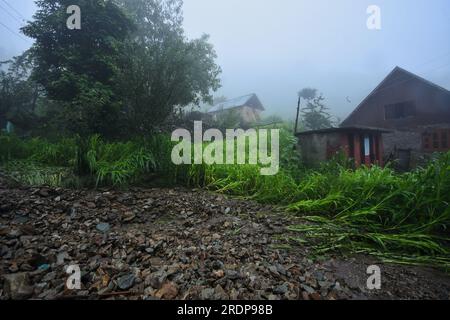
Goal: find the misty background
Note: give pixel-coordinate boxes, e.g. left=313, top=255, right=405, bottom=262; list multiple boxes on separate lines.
left=1, top=0, right=450, bottom=121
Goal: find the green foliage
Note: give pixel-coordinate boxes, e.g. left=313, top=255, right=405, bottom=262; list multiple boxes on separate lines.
left=0, top=52, right=42, bottom=132
left=116, top=0, right=221, bottom=135
left=0, top=132, right=180, bottom=187
left=298, top=88, right=318, bottom=101
left=0, top=133, right=76, bottom=166
left=22, top=0, right=135, bottom=137
left=5, top=0, right=220, bottom=138
left=83, top=135, right=157, bottom=186
left=301, top=94, right=334, bottom=131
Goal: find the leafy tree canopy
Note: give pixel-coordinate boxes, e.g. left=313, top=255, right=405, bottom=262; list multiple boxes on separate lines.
left=117, top=0, right=221, bottom=135
left=22, top=0, right=135, bottom=137
left=0, top=52, right=42, bottom=132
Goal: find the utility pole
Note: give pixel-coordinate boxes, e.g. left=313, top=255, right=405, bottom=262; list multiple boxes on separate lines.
left=294, top=95, right=301, bottom=134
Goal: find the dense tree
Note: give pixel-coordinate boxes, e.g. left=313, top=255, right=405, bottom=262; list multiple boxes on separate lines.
left=117, top=0, right=221, bottom=135
left=0, top=52, right=42, bottom=132
left=301, top=94, right=334, bottom=130
left=22, top=0, right=135, bottom=137
left=295, top=88, right=317, bottom=133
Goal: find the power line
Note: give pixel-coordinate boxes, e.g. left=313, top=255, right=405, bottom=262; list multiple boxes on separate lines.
left=0, top=20, right=29, bottom=42
left=0, top=0, right=26, bottom=21
left=0, top=3, right=23, bottom=24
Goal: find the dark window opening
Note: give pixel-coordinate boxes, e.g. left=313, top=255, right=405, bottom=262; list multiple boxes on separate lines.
left=423, top=130, right=450, bottom=152
left=348, top=133, right=355, bottom=159
left=423, top=136, right=430, bottom=149
left=385, top=101, right=416, bottom=120
left=433, top=133, right=439, bottom=149
left=442, top=132, right=448, bottom=149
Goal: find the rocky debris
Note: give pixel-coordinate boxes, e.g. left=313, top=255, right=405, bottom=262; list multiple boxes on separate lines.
left=0, top=175, right=450, bottom=300
left=3, top=273, right=34, bottom=299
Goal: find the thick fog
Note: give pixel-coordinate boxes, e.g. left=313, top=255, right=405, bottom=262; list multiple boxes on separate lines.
left=1, top=0, right=450, bottom=121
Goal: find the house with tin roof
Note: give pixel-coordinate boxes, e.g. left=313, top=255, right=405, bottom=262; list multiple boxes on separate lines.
left=207, top=93, right=265, bottom=124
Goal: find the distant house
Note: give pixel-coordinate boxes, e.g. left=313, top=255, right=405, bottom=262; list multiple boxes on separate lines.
left=296, top=126, right=388, bottom=167
left=208, top=94, right=265, bottom=124
left=341, top=66, right=450, bottom=168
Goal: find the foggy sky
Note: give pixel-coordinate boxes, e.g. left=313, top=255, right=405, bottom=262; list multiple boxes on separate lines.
left=1, top=0, right=450, bottom=121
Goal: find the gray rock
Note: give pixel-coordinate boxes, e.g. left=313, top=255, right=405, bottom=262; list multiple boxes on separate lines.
left=301, top=284, right=316, bottom=294
left=201, top=288, right=215, bottom=300
left=214, top=285, right=228, bottom=299
left=122, top=211, right=136, bottom=223
left=117, top=274, right=135, bottom=290
left=96, top=223, right=110, bottom=233
left=273, top=283, right=289, bottom=295
left=226, top=270, right=241, bottom=280
left=57, top=252, right=70, bottom=265
left=275, top=263, right=287, bottom=276
left=42, top=271, right=57, bottom=282
left=314, top=271, right=326, bottom=281
left=212, top=260, right=224, bottom=270
left=318, top=280, right=332, bottom=290
left=13, top=216, right=29, bottom=224
left=3, top=273, right=34, bottom=299
left=268, top=265, right=279, bottom=275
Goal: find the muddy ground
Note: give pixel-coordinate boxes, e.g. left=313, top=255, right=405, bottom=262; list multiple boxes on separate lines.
left=0, top=174, right=449, bottom=300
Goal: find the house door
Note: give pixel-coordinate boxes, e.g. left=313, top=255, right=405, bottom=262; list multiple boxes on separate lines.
left=363, top=135, right=371, bottom=165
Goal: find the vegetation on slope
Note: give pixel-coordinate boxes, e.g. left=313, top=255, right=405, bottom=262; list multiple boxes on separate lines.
left=1, top=131, right=449, bottom=269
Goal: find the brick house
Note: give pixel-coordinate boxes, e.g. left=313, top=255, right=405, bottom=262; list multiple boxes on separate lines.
left=341, top=66, right=450, bottom=168
left=296, top=126, right=388, bottom=167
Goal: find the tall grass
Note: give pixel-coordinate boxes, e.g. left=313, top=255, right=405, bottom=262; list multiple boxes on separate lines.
left=0, top=133, right=77, bottom=166
left=190, top=152, right=450, bottom=269
left=0, top=133, right=178, bottom=187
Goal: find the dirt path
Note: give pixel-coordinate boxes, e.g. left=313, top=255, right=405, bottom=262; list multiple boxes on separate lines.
left=1, top=175, right=449, bottom=300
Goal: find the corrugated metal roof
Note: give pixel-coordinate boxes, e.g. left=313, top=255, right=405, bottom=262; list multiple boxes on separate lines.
left=208, top=94, right=256, bottom=113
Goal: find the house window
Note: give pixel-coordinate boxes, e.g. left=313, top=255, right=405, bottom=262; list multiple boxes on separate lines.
left=423, top=135, right=430, bottom=150
left=433, top=133, right=439, bottom=149
left=442, top=132, right=448, bottom=149
left=422, top=130, right=450, bottom=152
left=385, top=101, right=416, bottom=120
